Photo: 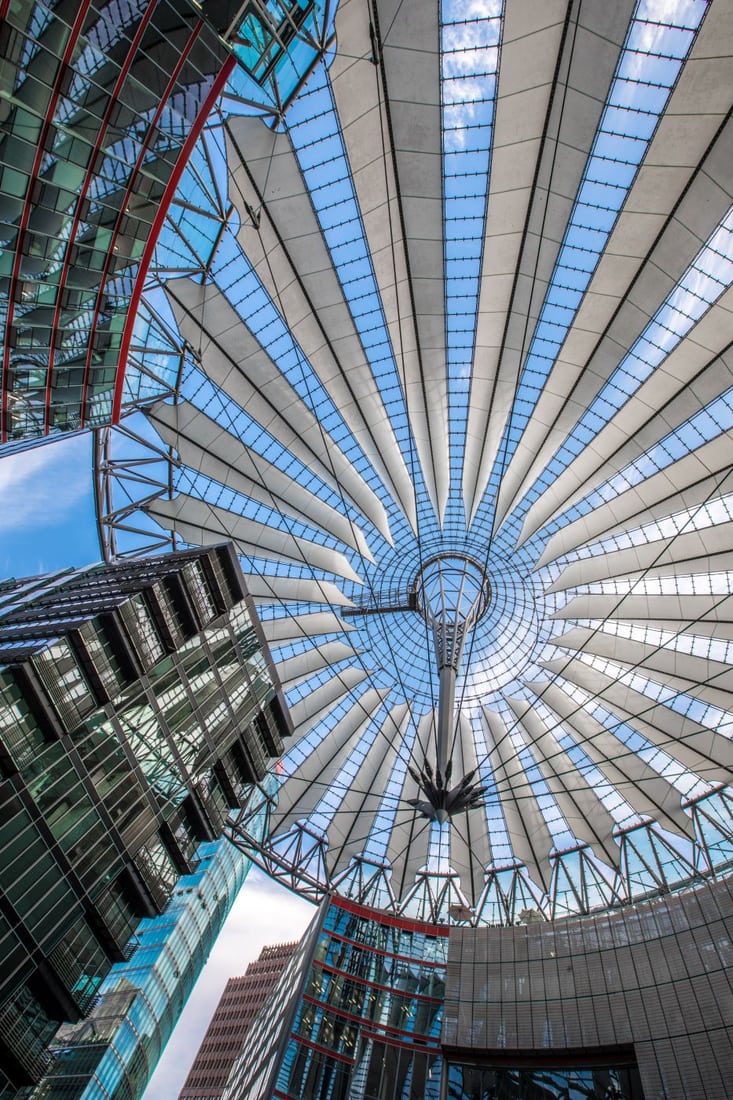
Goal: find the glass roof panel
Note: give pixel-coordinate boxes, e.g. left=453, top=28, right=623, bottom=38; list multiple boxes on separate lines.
left=475, top=0, right=709, bottom=525
left=95, top=0, right=733, bottom=922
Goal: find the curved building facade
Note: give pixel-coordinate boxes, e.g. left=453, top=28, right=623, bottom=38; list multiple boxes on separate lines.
left=444, top=874, right=733, bottom=1100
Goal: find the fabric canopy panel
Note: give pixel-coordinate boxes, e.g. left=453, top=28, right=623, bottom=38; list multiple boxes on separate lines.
left=103, top=0, right=733, bottom=924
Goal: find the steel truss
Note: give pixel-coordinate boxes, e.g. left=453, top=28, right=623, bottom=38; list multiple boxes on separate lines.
left=92, top=0, right=733, bottom=927
left=226, top=783, right=733, bottom=926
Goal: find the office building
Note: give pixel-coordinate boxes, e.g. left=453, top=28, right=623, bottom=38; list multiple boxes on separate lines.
left=0, top=545, right=290, bottom=1095
left=33, top=837, right=253, bottom=1100
left=179, top=941, right=296, bottom=1100
left=222, top=897, right=448, bottom=1100
left=2, top=0, right=733, bottom=1096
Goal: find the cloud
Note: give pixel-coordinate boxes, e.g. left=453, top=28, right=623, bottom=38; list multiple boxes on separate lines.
left=448, top=0, right=502, bottom=20
left=0, top=433, right=92, bottom=534
left=141, top=870, right=314, bottom=1100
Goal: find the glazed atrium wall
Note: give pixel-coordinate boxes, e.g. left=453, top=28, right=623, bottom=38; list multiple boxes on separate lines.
left=213, top=883, right=730, bottom=1100
left=0, top=0, right=228, bottom=446
left=0, top=544, right=289, bottom=1095
left=222, top=897, right=448, bottom=1100
left=0, top=0, right=324, bottom=448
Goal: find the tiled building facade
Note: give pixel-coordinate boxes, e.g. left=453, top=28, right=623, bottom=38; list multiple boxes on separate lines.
left=443, top=875, right=733, bottom=1100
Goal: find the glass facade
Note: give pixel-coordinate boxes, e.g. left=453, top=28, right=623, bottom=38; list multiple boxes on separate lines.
left=32, top=836, right=254, bottom=1100
left=223, top=897, right=448, bottom=1100
left=0, top=545, right=289, bottom=1096
left=0, top=0, right=239, bottom=448
left=445, top=1062, right=643, bottom=1100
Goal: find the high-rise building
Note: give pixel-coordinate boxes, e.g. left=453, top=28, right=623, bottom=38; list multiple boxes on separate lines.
left=179, top=941, right=296, bottom=1100
left=33, top=836, right=254, bottom=1100
left=0, top=544, right=290, bottom=1096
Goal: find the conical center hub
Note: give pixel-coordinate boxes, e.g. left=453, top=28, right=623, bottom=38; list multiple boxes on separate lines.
left=415, top=553, right=491, bottom=671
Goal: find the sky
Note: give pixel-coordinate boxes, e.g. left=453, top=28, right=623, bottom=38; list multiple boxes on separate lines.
left=0, top=433, right=314, bottom=1098
left=0, top=433, right=99, bottom=577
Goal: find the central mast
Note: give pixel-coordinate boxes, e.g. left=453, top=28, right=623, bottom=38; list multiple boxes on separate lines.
left=409, top=555, right=490, bottom=822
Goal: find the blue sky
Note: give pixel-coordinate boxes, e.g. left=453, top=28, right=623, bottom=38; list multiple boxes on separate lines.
left=0, top=432, right=100, bottom=577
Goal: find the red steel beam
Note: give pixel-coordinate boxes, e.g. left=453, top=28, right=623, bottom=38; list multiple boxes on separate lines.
left=78, top=17, right=208, bottom=429
left=1, top=0, right=96, bottom=442
left=110, top=51, right=237, bottom=424
left=44, top=0, right=162, bottom=432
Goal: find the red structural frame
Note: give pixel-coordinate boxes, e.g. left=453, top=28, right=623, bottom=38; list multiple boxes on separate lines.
left=313, top=961, right=444, bottom=1006
left=301, top=992, right=443, bottom=1045
left=0, top=0, right=236, bottom=442
left=327, top=929, right=447, bottom=967
left=332, top=894, right=450, bottom=937
left=110, top=53, right=237, bottom=424
left=77, top=18, right=208, bottom=428
left=278, top=1034, right=354, bottom=1067
left=45, top=0, right=163, bottom=432
left=0, top=0, right=96, bottom=443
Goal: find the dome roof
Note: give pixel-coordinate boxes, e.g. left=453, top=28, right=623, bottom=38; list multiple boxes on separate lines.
left=99, top=0, right=733, bottom=923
